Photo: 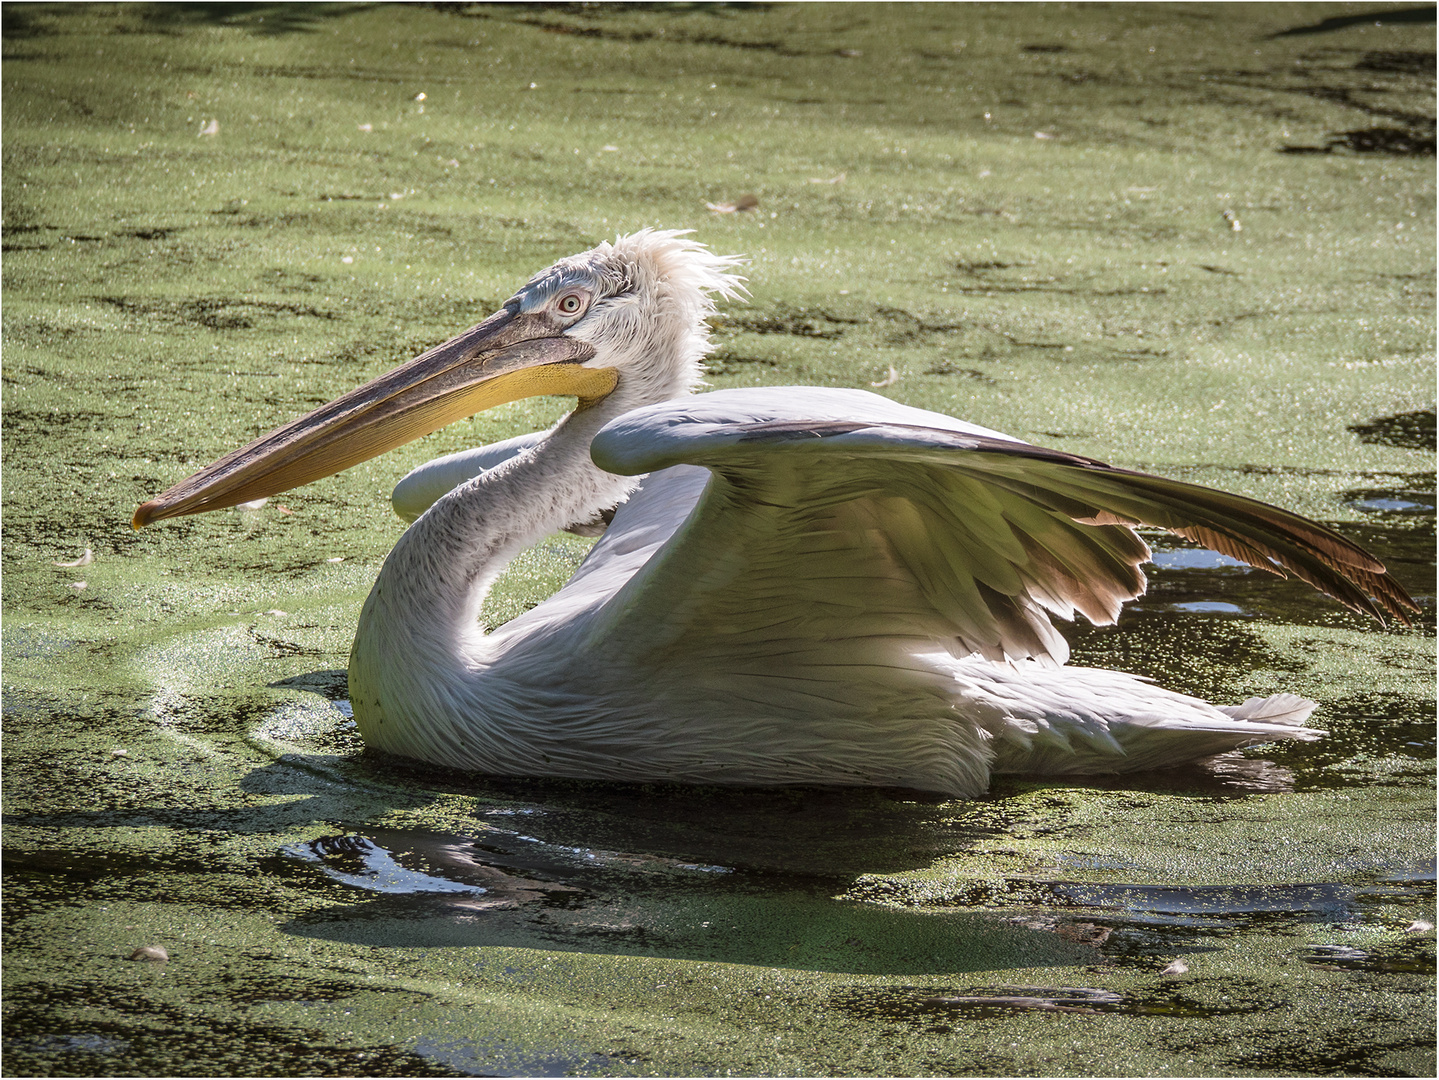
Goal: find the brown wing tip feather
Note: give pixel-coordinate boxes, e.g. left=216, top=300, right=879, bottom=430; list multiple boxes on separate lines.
left=1171, top=525, right=1419, bottom=626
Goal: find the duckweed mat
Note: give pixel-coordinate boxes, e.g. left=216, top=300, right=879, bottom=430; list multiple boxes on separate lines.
left=3, top=4, right=1433, bottom=1076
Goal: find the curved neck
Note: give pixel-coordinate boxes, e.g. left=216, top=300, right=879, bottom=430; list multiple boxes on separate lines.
left=366, top=399, right=637, bottom=654
left=346, top=387, right=656, bottom=759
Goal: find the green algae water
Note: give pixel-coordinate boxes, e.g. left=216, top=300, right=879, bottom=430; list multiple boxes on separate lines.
left=3, top=4, right=1434, bottom=1075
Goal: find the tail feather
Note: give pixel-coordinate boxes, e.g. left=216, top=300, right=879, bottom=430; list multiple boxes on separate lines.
left=965, top=664, right=1325, bottom=777
left=1217, top=693, right=1318, bottom=728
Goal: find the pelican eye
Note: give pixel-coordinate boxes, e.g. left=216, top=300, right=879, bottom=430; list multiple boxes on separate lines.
left=556, top=292, right=587, bottom=317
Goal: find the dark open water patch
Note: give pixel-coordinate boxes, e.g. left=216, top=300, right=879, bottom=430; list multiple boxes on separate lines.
left=96, top=294, right=341, bottom=331
left=722, top=303, right=862, bottom=340
left=850, top=873, right=1436, bottom=929
left=322, top=766, right=982, bottom=882
left=1318, top=126, right=1437, bottom=155
left=440, top=3, right=802, bottom=57
left=1270, top=7, right=1436, bottom=37
left=1350, top=409, right=1437, bottom=452
left=1301, top=939, right=1437, bottom=975
left=1348, top=491, right=1436, bottom=514
left=409, top=1035, right=624, bottom=1078
left=1221, top=1025, right=1437, bottom=1079
left=828, top=982, right=1260, bottom=1023
left=1, top=982, right=466, bottom=1078
left=1199, top=24, right=1436, bottom=158
left=1115, top=495, right=1434, bottom=637
left=1358, top=49, right=1439, bottom=74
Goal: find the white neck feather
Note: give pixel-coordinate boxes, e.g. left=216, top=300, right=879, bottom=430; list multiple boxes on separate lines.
left=347, top=379, right=681, bottom=761
left=360, top=400, right=630, bottom=643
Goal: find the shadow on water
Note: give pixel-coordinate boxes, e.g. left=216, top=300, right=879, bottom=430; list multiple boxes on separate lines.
left=271, top=824, right=1102, bottom=974
left=254, top=755, right=1032, bottom=880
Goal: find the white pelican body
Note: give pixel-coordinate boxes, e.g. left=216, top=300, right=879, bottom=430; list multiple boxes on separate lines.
left=136, top=231, right=1415, bottom=798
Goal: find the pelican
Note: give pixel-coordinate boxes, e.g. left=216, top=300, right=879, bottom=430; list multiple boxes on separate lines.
left=134, top=230, right=1416, bottom=797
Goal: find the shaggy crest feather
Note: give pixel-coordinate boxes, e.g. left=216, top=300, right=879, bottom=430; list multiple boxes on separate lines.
left=564, top=229, right=746, bottom=402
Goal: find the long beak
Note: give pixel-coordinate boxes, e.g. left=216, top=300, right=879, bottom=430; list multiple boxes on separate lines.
left=132, top=306, right=617, bottom=528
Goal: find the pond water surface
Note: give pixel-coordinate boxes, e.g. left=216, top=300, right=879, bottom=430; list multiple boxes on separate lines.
left=3, top=4, right=1434, bottom=1076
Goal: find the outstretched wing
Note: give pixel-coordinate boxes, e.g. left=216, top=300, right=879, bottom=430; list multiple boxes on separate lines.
left=573, top=387, right=1413, bottom=668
